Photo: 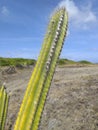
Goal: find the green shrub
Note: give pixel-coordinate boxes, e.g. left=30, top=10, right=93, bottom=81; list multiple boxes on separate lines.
left=0, top=57, right=36, bottom=67
left=79, top=60, right=92, bottom=64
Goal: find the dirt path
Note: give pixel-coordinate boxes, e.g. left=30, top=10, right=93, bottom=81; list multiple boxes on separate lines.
left=0, top=65, right=98, bottom=130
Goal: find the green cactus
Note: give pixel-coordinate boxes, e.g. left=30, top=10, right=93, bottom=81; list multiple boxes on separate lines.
left=13, top=7, right=68, bottom=130
left=0, top=86, right=9, bottom=130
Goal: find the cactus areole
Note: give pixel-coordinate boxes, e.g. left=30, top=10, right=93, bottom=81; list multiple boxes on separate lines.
left=14, top=7, right=68, bottom=130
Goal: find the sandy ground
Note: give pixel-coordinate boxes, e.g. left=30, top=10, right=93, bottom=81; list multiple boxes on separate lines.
left=0, top=65, right=98, bottom=130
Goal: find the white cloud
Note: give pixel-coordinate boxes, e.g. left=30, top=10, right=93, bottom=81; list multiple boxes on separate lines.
left=58, top=0, right=97, bottom=29
left=1, top=6, right=9, bottom=16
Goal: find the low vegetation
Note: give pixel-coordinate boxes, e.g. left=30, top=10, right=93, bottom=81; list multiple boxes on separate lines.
left=0, top=57, right=36, bottom=67
left=78, top=60, right=92, bottom=64
left=0, top=57, right=93, bottom=67
left=58, top=59, right=93, bottom=66
left=58, top=58, right=76, bottom=65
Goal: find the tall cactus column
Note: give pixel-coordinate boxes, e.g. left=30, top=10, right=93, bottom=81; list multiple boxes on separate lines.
left=14, top=7, right=68, bottom=130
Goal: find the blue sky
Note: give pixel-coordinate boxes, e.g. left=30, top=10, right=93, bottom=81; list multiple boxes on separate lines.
left=0, top=0, right=98, bottom=62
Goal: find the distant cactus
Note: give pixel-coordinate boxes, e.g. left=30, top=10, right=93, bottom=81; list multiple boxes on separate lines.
left=0, top=86, right=9, bottom=130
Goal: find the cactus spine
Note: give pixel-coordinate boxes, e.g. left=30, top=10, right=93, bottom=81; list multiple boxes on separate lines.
left=14, top=7, right=68, bottom=130
left=0, top=86, right=9, bottom=130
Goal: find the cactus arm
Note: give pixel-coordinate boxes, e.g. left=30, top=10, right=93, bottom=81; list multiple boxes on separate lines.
left=0, top=86, right=5, bottom=130
left=14, top=7, right=68, bottom=130
left=2, top=94, right=9, bottom=130
left=0, top=86, right=9, bottom=130
left=14, top=10, right=60, bottom=130
left=31, top=8, right=68, bottom=130
left=14, top=12, right=60, bottom=130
